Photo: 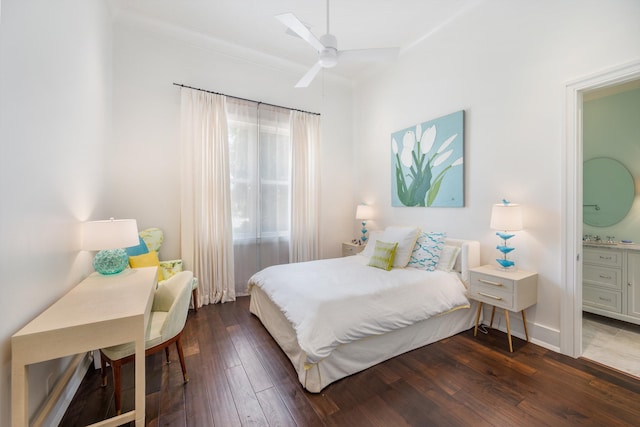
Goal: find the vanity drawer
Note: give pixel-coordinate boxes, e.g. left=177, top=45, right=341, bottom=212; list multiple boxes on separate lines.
left=583, top=265, right=622, bottom=290
left=584, top=248, right=623, bottom=268
left=583, top=286, right=622, bottom=313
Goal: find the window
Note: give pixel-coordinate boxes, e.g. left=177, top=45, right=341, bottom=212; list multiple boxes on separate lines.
left=227, top=100, right=291, bottom=292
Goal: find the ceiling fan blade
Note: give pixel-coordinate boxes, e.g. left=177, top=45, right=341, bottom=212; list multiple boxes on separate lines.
left=338, top=48, right=400, bottom=62
left=285, top=20, right=312, bottom=38
left=295, top=62, right=323, bottom=88
left=276, top=13, right=325, bottom=52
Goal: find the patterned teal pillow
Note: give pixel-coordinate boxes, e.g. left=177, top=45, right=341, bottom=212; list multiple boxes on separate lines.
left=367, top=240, right=398, bottom=271
left=408, top=232, right=446, bottom=271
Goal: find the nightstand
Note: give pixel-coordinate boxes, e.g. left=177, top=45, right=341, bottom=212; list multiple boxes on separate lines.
left=342, top=241, right=365, bottom=256
left=468, top=265, right=538, bottom=352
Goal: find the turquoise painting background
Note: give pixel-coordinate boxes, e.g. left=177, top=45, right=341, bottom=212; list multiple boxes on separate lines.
left=391, top=110, right=464, bottom=207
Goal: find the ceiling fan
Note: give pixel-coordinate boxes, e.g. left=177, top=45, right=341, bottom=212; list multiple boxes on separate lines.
left=276, top=0, right=400, bottom=88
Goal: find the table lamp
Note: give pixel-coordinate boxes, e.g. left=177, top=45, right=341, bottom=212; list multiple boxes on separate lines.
left=82, top=218, right=139, bottom=275
left=490, top=200, right=523, bottom=270
left=355, top=204, right=373, bottom=243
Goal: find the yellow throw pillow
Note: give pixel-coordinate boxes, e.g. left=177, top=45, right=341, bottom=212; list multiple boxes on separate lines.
left=367, top=240, right=398, bottom=271
left=129, top=250, right=164, bottom=281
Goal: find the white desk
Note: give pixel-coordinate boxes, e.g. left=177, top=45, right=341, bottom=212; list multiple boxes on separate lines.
left=12, top=267, right=157, bottom=427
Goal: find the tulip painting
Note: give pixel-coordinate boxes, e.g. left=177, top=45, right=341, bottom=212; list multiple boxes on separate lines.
left=391, top=110, right=464, bottom=207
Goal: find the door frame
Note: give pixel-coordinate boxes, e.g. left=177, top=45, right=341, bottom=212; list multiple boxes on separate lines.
left=562, top=59, right=640, bottom=357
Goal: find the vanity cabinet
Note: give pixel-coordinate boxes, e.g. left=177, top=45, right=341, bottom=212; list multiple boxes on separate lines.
left=627, top=252, right=640, bottom=319
left=583, top=245, right=640, bottom=325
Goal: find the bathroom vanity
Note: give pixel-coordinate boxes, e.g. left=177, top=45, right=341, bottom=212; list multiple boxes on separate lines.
left=583, top=243, right=640, bottom=325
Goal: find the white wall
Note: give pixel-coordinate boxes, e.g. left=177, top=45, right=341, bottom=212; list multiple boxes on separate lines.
left=108, top=16, right=355, bottom=262
left=353, top=0, right=640, bottom=349
left=0, top=0, right=112, bottom=424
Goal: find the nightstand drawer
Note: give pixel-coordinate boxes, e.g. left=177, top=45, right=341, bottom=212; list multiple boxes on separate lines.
left=468, top=267, right=537, bottom=312
left=342, top=242, right=365, bottom=257
left=583, top=286, right=622, bottom=313
left=469, top=273, right=515, bottom=309
left=583, top=265, right=622, bottom=290
left=470, top=273, right=515, bottom=292
left=467, top=286, right=513, bottom=309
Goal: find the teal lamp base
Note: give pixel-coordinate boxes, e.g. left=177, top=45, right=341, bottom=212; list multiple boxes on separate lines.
left=495, top=232, right=516, bottom=270
left=360, top=221, right=368, bottom=243
left=93, top=248, right=129, bottom=275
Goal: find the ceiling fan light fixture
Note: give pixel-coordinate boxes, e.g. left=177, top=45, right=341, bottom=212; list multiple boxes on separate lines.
left=276, top=0, right=399, bottom=87
left=319, top=48, right=338, bottom=68
left=319, top=33, right=337, bottom=49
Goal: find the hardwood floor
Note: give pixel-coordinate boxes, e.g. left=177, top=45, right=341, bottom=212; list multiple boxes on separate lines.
left=60, top=296, right=640, bottom=426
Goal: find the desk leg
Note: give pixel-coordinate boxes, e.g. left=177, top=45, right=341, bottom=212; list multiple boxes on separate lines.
left=11, top=360, right=28, bottom=427
left=474, top=302, right=483, bottom=336
left=504, top=309, right=513, bottom=352
left=489, top=306, right=496, bottom=328
left=521, top=309, right=530, bottom=342
left=135, top=337, right=145, bottom=426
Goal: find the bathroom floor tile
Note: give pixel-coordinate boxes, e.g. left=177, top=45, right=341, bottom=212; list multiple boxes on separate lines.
left=582, top=312, right=640, bottom=378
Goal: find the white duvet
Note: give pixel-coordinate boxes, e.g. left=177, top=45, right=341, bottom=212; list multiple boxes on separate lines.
left=248, top=255, right=470, bottom=364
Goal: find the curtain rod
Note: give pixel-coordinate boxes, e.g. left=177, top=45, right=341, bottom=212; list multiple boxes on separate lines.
left=173, top=83, right=320, bottom=116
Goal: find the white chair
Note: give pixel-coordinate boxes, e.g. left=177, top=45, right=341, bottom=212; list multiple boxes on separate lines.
left=139, top=228, right=200, bottom=311
left=100, top=270, right=193, bottom=414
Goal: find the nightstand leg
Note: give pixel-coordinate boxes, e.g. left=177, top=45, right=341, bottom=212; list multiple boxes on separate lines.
left=489, top=306, right=496, bottom=328
left=474, top=302, right=483, bottom=336
left=521, top=309, right=529, bottom=342
left=504, top=309, right=513, bottom=352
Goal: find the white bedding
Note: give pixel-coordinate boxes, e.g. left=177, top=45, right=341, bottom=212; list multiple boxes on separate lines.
left=248, top=254, right=470, bottom=365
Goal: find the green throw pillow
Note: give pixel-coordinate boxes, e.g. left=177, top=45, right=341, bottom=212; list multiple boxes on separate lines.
left=368, top=240, right=398, bottom=271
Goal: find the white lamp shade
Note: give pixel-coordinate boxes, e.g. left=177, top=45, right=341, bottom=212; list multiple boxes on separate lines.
left=355, top=204, right=373, bottom=220
left=490, top=204, right=523, bottom=231
left=82, top=218, right=139, bottom=250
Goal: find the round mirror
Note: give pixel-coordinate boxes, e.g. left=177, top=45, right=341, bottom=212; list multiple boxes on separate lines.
left=583, top=157, right=635, bottom=227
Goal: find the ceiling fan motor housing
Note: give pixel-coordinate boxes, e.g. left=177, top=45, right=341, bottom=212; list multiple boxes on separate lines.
left=319, top=33, right=338, bottom=68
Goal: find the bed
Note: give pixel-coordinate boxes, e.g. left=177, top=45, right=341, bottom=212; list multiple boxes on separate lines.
left=248, top=236, right=481, bottom=393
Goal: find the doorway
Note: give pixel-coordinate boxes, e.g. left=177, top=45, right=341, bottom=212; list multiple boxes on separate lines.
left=562, top=59, right=640, bottom=360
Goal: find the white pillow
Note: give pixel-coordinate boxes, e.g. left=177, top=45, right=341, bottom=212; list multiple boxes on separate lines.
left=361, top=230, right=383, bottom=258
left=436, top=244, right=461, bottom=272
left=407, top=231, right=446, bottom=271
left=382, top=226, right=421, bottom=268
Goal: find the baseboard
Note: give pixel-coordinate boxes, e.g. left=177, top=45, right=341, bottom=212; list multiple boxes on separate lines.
left=480, top=308, right=561, bottom=353
left=31, top=352, right=92, bottom=427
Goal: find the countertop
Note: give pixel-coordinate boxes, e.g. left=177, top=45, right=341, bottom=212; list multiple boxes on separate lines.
left=583, top=241, right=640, bottom=251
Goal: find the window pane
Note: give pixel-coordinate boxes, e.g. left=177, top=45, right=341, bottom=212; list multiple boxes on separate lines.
left=227, top=102, right=290, bottom=241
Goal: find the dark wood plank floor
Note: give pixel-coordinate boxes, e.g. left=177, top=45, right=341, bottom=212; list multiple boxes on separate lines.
left=60, top=296, right=640, bottom=426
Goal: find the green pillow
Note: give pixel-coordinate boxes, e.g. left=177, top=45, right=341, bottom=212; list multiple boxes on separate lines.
left=368, top=240, right=398, bottom=271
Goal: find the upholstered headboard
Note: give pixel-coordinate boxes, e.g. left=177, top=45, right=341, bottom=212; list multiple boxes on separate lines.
left=443, top=238, right=481, bottom=285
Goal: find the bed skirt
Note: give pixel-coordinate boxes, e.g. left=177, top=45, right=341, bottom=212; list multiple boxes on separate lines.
left=249, top=285, right=479, bottom=393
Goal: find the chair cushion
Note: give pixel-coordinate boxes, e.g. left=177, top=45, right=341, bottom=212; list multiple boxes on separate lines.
left=159, top=259, right=183, bottom=280
left=129, top=251, right=164, bottom=281
left=139, top=228, right=164, bottom=254
left=100, top=311, right=167, bottom=360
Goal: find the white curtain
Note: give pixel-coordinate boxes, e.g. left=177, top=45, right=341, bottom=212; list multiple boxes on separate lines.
left=180, top=88, right=235, bottom=305
left=227, top=99, right=291, bottom=295
left=289, top=110, right=321, bottom=262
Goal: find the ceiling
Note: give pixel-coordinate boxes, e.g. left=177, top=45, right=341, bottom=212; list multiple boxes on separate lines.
left=107, top=0, right=478, bottom=81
